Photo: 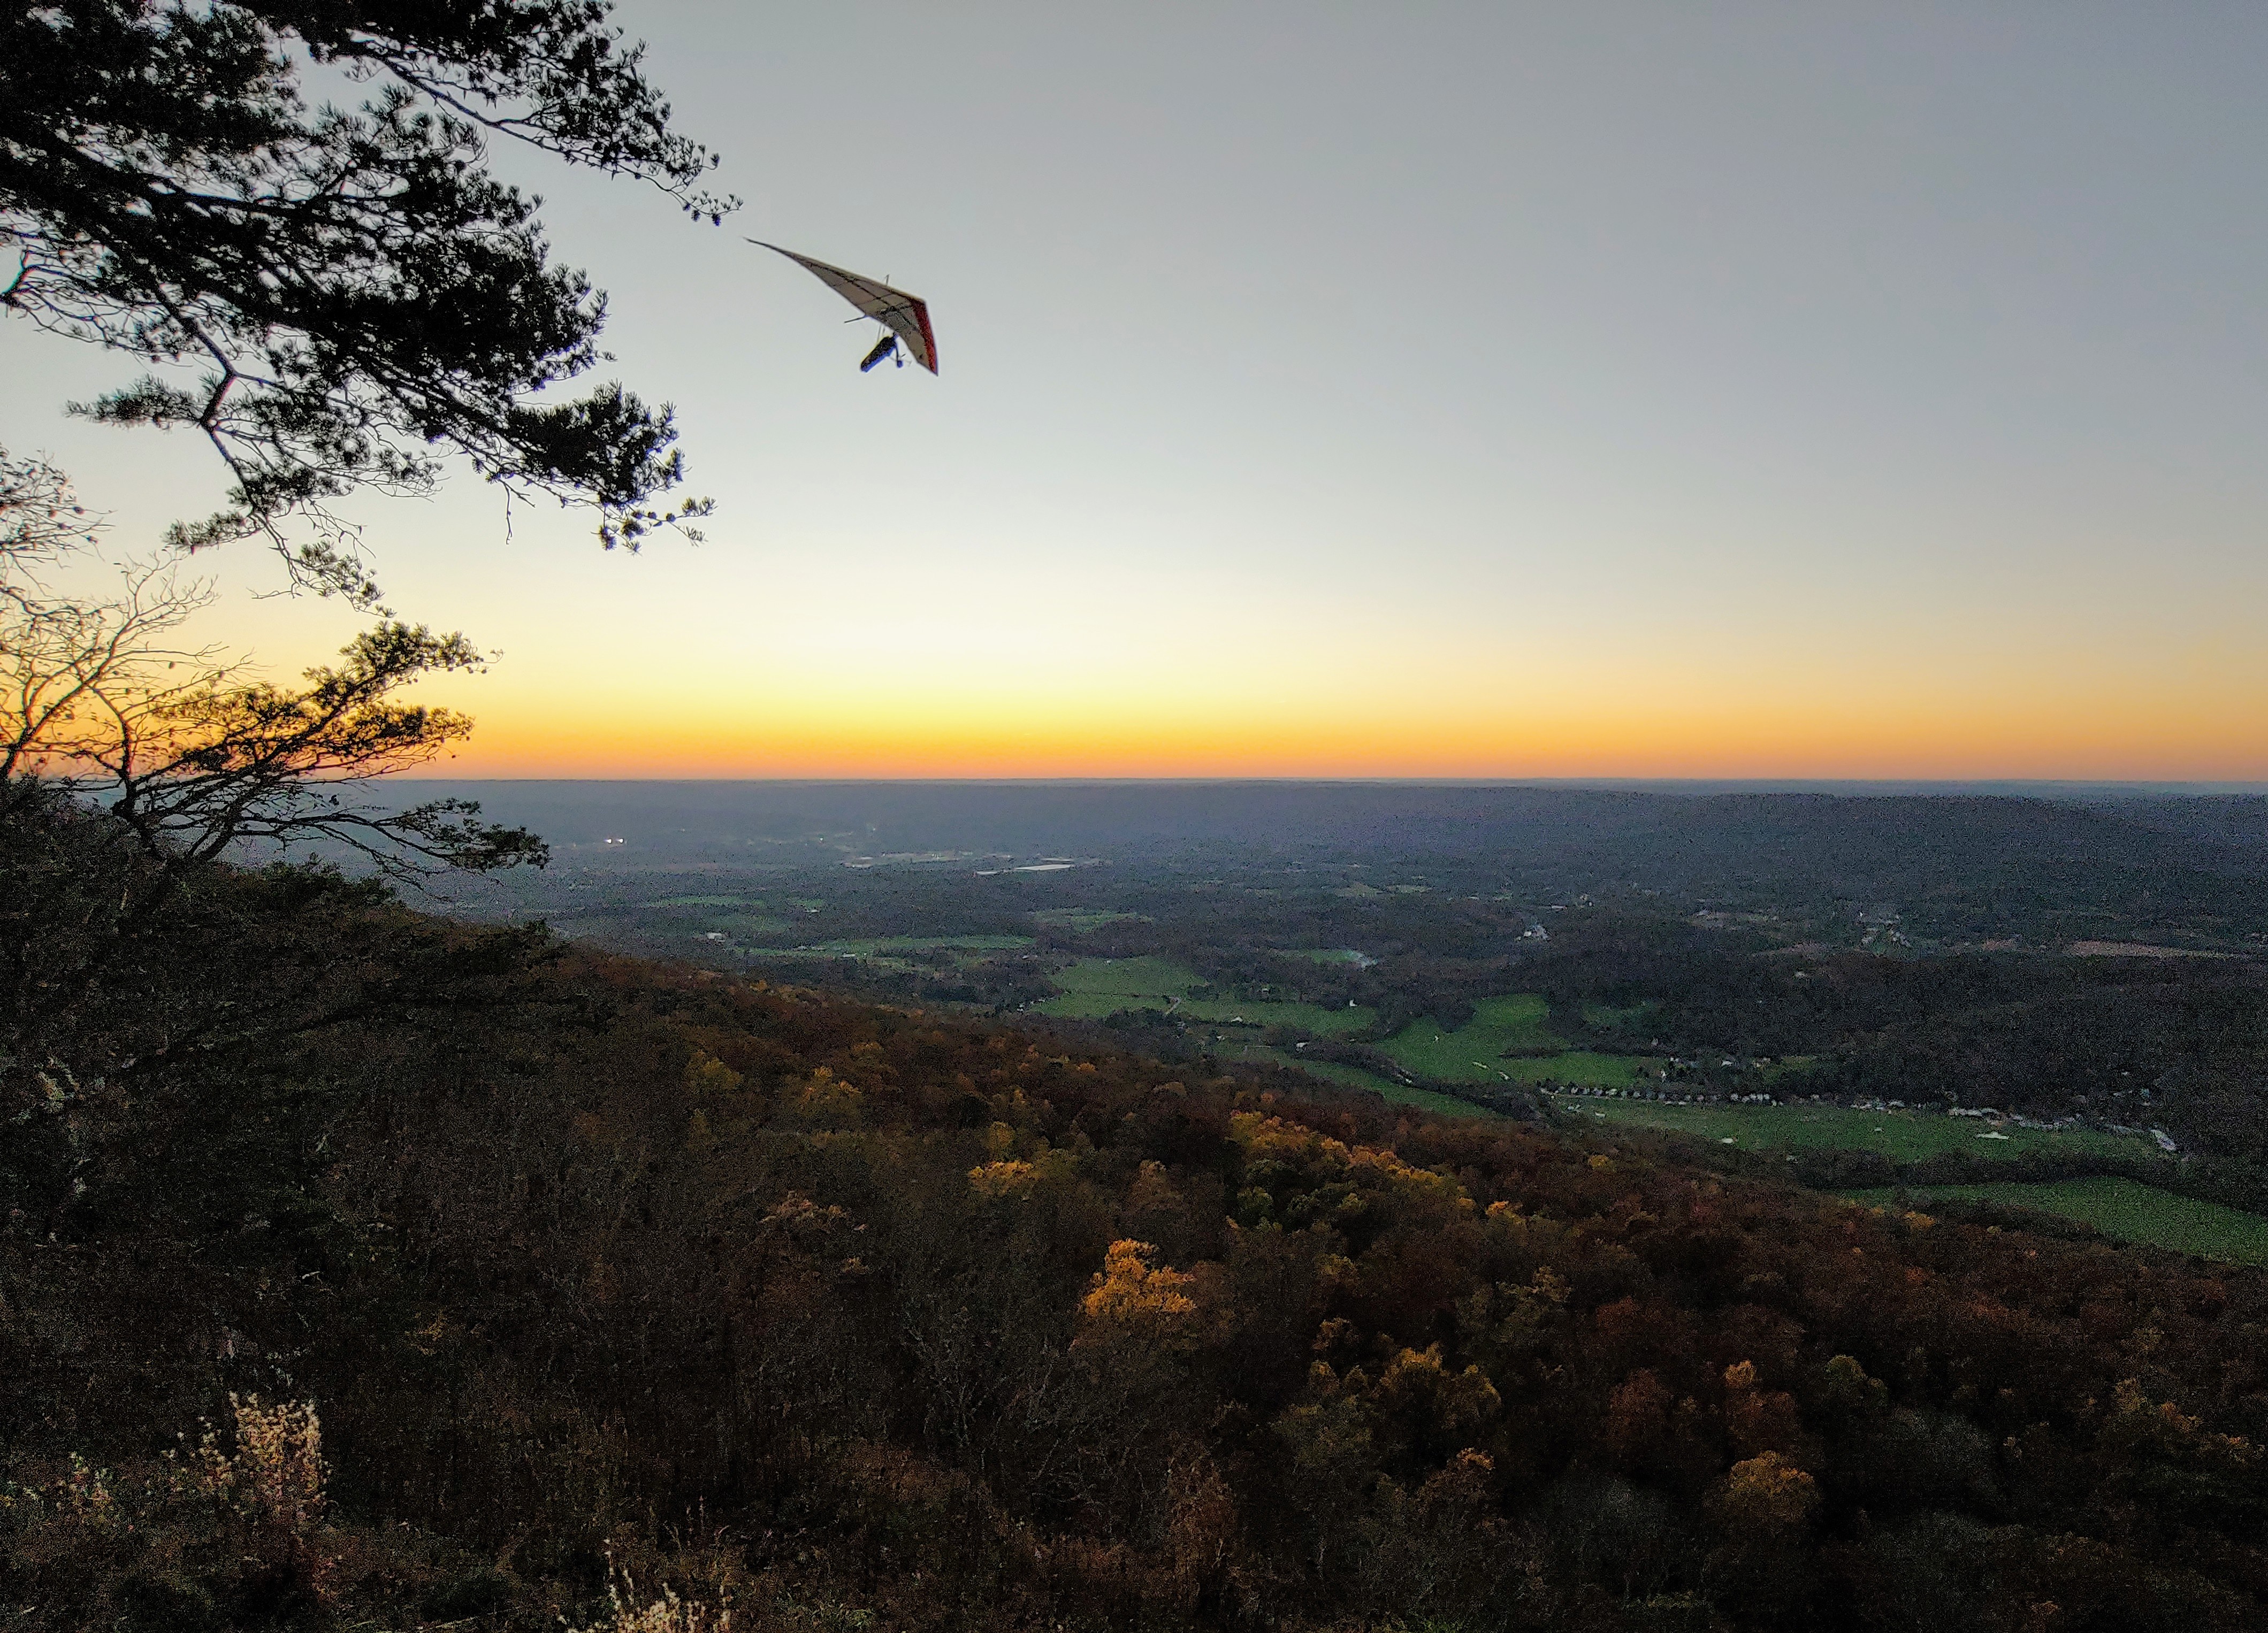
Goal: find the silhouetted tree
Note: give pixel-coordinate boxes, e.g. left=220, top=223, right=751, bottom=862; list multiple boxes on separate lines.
left=1, top=447, right=539, bottom=880
left=2, top=0, right=732, bottom=586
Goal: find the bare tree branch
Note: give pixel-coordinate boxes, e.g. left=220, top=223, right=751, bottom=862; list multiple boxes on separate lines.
left=1, top=447, right=544, bottom=880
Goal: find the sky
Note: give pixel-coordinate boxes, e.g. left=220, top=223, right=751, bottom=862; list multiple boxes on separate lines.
left=6, top=2, right=2268, bottom=779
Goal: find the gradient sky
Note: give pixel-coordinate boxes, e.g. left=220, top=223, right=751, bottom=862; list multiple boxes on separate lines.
left=7, top=2, right=2268, bottom=777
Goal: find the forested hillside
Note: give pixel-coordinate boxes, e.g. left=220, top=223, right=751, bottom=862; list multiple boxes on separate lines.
left=10, top=791, right=2268, bottom=1632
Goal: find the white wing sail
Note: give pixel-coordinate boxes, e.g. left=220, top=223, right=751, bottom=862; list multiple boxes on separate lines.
left=751, top=240, right=937, bottom=374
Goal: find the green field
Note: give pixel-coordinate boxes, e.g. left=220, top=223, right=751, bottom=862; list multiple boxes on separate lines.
left=1031, top=908, right=1148, bottom=932
left=1251, top=1047, right=1491, bottom=1120
left=1378, top=995, right=1559, bottom=1075
left=1545, top=1095, right=2157, bottom=1163
left=1036, top=957, right=1376, bottom=1033
left=1843, top=1178, right=2268, bottom=1267
left=713, top=913, right=792, bottom=937
left=1373, top=996, right=1653, bottom=1086
left=1046, top=954, right=1197, bottom=997
left=1034, top=954, right=1198, bottom=1016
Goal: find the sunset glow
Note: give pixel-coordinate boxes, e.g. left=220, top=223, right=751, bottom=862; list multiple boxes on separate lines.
left=417, top=642, right=2268, bottom=781
left=8, top=2, right=2267, bottom=783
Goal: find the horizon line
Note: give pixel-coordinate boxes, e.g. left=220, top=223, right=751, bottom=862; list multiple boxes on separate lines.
left=388, top=775, right=2268, bottom=792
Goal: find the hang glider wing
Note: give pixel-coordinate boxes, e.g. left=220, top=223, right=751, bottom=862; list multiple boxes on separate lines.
left=750, top=240, right=938, bottom=374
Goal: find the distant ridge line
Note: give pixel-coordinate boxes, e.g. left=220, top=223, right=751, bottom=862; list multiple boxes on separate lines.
left=389, top=776, right=2268, bottom=799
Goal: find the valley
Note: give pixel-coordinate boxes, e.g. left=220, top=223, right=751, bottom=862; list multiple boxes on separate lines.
left=410, top=781, right=2268, bottom=1267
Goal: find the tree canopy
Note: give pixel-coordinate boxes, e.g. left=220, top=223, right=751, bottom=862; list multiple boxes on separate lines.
left=0, top=1, right=735, bottom=582
left=11, top=837, right=2268, bottom=1630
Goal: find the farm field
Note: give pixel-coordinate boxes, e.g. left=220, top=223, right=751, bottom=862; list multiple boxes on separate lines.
left=1843, top=1179, right=2268, bottom=1267
left=1251, top=1047, right=1491, bottom=1120
left=1378, top=994, right=1559, bottom=1075
left=1036, top=956, right=1376, bottom=1033
left=1033, top=954, right=1199, bottom=1018
left=1546, top=1094, right=2159, bottom=1163
left=1032, top=908, right=1148, bottom=932
left=1377, top=996, right=1653, bottom=1085
left=713, top=913, right=793, bottom=938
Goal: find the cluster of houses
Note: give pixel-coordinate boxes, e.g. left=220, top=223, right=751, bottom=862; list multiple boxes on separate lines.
left=1949, top=1105, right=2182, bottom=1153
left=1552, top=1084, right=1716, bottom=1106
left=1952, top=1105, right=2082, bottom=1133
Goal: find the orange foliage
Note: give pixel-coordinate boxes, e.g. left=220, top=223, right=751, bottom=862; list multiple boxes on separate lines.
left=1081, top=1239, right=1200, bottom=1338
left=1719, top=1451, right=1819, bottom=1534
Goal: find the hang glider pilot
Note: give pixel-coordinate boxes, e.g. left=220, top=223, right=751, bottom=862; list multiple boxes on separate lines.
left=750, top=240, right=938, bottom=375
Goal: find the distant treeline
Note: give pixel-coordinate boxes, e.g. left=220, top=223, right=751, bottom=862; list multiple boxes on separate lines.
left=435, top=781, right=2268, bottom=950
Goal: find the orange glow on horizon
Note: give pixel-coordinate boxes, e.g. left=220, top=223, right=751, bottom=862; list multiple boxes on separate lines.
left=401, top=685, right=2268, bottom=782
left=358, top=535, right=2268, bottom=785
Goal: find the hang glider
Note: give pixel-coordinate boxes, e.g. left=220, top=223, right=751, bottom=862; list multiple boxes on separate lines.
left=750, top=240, right=937, bottom=374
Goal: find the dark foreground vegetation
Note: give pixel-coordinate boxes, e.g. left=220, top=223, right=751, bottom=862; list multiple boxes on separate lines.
left=11, top=787, right=2268, bottom=1632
